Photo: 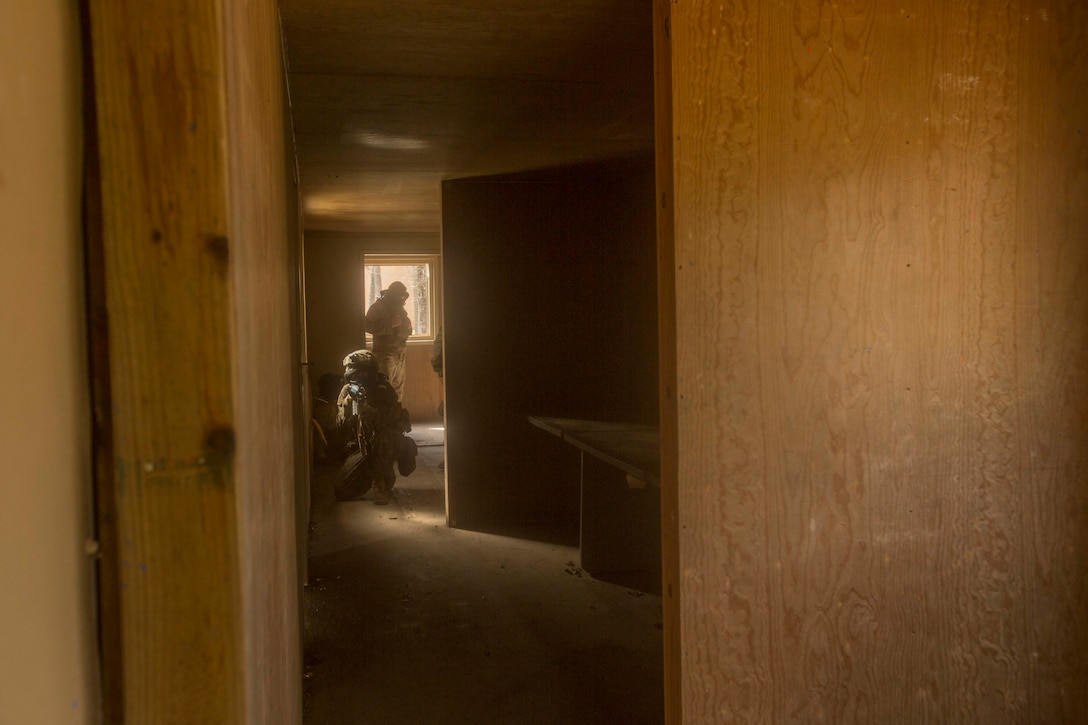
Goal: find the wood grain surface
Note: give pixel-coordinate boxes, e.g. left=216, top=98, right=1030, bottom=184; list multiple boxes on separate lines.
left=89, top=1, right=243, bottom=719
left=88, top=0, right=301, bottom=720
left=223, top=1, right=304, bottom=722
left=441, top=161, right=658, bottom=542
left=670, top=1, right=1087, bottom=721
left=654, top=1, right=682, bottom=720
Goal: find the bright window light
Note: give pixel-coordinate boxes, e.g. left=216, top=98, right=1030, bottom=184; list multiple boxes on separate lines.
left=363, top=254, right=438, bottom=342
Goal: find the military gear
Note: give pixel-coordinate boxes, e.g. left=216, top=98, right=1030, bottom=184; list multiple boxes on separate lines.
left=333, top=349, right=416, bottom=502
left=365, top=289, right=412, bottom=401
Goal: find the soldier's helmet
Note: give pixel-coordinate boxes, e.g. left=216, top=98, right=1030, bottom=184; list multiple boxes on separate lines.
left=383, top=280, right=409, bottom=300
left=342, top=349, right=379, bottom=386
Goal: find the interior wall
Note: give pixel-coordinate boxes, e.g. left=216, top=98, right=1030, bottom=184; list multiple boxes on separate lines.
left=441, top=157, right=659, bottom=543
left=303, top=231, right=444, bottom=423
left=0, top=1, right=97, bottom=722
left=671, top=1, right=1088, bottom=721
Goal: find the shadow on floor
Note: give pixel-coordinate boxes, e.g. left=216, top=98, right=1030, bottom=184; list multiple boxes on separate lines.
left=303, top=426, right=664, bottom=724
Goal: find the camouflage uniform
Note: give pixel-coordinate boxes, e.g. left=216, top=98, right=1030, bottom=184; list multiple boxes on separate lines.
left=364, top=280, right=412, bottom=402
left=336, top=349, right=414, bottom=502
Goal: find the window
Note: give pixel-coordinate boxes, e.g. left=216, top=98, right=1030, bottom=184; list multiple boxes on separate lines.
left=363, top=254, right=437, bottom=342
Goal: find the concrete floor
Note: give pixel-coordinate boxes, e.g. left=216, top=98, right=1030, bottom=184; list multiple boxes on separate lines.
left=303, top=423, right=665, bottom=724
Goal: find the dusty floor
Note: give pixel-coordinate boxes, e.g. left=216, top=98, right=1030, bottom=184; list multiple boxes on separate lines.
left=303, top=422, right=665, bottom=724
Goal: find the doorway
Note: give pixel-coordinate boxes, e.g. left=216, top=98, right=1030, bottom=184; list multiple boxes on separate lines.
left=82, top=0, right=673, bottom=720
left=290, top=2, right=667, bottom=721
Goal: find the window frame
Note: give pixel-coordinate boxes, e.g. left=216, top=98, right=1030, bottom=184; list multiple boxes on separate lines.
left=362, top=253, right=440, bottom=344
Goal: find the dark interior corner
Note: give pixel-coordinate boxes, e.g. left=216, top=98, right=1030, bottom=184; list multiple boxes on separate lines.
left=442, top=156, right=659, bottom=543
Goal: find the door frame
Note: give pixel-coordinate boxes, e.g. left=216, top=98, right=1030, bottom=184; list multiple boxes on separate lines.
left=652, top=1, right=680, bottom=722
left=83, top=1, right=680, bottom=722
left=82, top=0, right=304, bottom=720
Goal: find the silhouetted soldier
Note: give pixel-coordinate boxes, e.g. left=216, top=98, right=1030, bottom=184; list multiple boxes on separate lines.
left=365, top=280, right=412, bottom=402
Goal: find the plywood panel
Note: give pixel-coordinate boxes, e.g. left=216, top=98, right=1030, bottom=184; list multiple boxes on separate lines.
left=671, top=1, right=1088, bottom=721
left=404, top=343, right=445, bottom=422
left=1014, top=2, right=1088, bottom=715
left=222, top=2, right=303, bottom=722
left=442, top=159, right=658, bottom=543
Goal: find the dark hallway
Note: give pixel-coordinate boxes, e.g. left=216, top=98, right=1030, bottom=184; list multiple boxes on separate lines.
left=303, top=424, right=665, bottom=724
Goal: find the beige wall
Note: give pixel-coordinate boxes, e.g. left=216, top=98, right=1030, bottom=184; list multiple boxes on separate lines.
left=0, top=1, right=97, bottom=722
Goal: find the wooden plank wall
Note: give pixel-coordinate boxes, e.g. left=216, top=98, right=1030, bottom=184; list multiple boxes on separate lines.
left=669, top=1, right=1088, bottom=721
left=652, top=0, right=681, bottom=722
left=87, top=0, right=301, bottom=721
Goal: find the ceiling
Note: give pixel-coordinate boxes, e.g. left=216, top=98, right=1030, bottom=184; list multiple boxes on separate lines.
left=278, top=0, right=656, bottom=234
